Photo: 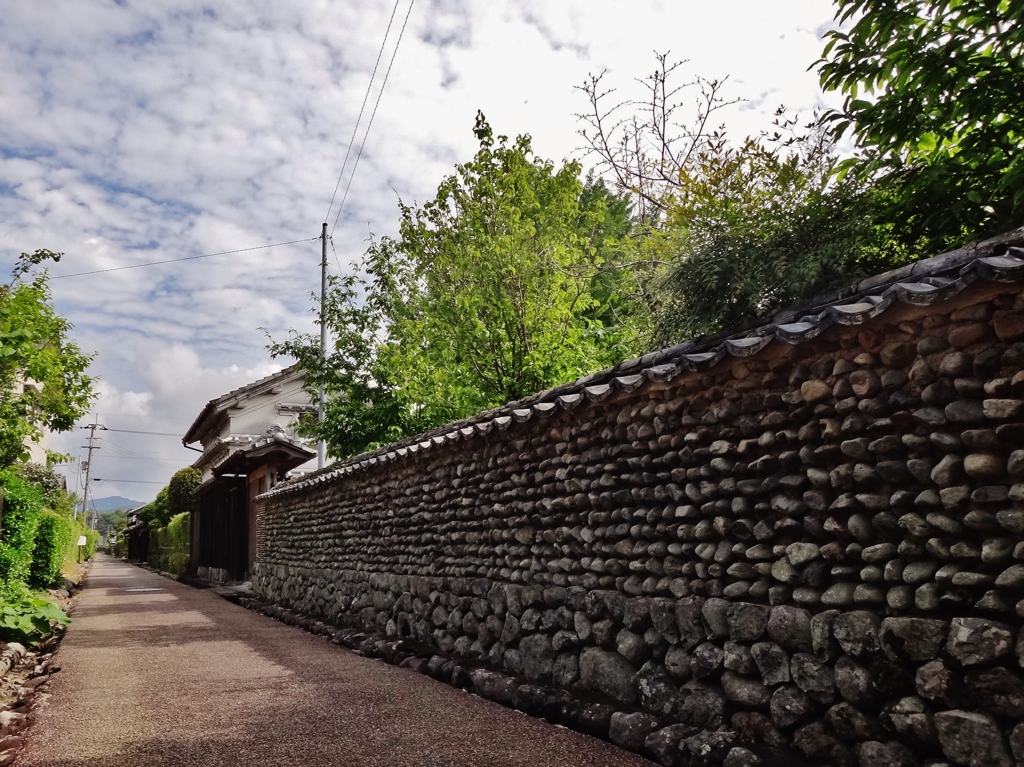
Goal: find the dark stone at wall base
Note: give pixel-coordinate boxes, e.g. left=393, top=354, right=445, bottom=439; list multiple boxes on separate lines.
left=512, top=683, right=564, bottom=721
left=702, top=598, right=731, bottom=640
left=638, top=663, right=681, bottom=717
left=675, top=597, right=708, bottom=651
left=645, top=724, right=699, bottom=767
left=791, top=653, right=835, bottom=695
left=879, top=696, right=936, bottom=747
left=751, top=642, right=790, bottom=686
left=722, top=747, right=761, bottom=767
left=680, top=730, right=736, bottom=767
left=766, top=606, right=814, bottom=653
left=692, top=642, right=725, bottom=680
left=879, top=618, right=948, bottom=662
left=721, top=670, right=771, bottom=709
left=399, top=656, right=429, bottom=674
left=469, top=669, right=518, bottom=707
left=566, top=702, right=617, bottom=739
left=964, top=666, right=1024, bottom=718
left=609, top=711, right=660, bottom=752
left=852, top=740, right=917, bottom=767
left=832, top=611, right=881, bottom=657
left=945, top=617, right=1014, bottom=666
left=579, top=647, right=638, bottom=704
left=678, top=681, right=725, bottom=730
left=933, top=709, right=1012, bottom=767
left=727, top=602, right=771, bottom=642
left=835, top=656, right=878, bottom=709
left=1009, top=722, right=1024, bottom=765
left=826, top=701, right=882, bottom=742
left=915, top=660, right=963, bottom=708
left=731, top=712, right=787, bottom=749
left=770, top=685, right=817, bottom=728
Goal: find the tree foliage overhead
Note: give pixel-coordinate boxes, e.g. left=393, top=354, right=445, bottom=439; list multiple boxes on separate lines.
left=652, top=120, right=904, bottom=342
left=0, top=250, right=94, bottom=467
left=577, top=57, right=910, bottom=343
left=818, top=0, right=1024, bottom=246
left=271, top=113, right=640, bottom=458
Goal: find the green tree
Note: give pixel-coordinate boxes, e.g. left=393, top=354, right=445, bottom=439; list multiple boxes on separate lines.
left=139, top=486, right=170, bottom=529
left=167, top=466, right=201, bottom=518
left=579, top=59, right=909, bottom=342
left=818, top=0, right=1024, bottom=247
left=651, top=121, right=908, bottom=341
left=272, top=113, right=641, bottom=457
left=94, top=510, right=128, bottom=538
left=0, top=250, right=94, bottom=466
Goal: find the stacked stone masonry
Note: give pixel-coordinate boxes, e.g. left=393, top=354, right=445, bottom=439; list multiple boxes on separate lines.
left=256, top=279, right=1024, bottom=767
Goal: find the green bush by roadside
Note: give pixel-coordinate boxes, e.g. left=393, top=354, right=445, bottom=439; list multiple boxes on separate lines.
left=148, top=512, right=190, bottom=576
left=29, top=510, right=72, bottom=587
left=0, top=588, right=69, bottom=645
left=0, top=469, right=42, bottom=595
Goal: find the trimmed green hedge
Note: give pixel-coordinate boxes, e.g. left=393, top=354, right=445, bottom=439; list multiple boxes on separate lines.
left=30, top=510, right=72, bottom=587
left=0, top=469, right=42, bottom=595
left=148, top=512, right=190, bottom=576
left=63, top=518, right=99, bottom=563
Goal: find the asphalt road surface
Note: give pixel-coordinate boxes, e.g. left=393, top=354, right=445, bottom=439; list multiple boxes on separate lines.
left=18, top=555, right=655, bottom=767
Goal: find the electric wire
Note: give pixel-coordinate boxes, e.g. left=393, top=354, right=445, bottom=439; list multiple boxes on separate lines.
left=50, top=238, right=317, bottom=280
left=329, top=234, right=344, bottom=277
left=100, top=442, right=185, bottom=468
left=331, top=0, right=415, bottom=237
left=323, top=0, right=403, bottom=226
left=92, top=478, right=165, bottom=484
left=105, top=427, right=184, bottom=437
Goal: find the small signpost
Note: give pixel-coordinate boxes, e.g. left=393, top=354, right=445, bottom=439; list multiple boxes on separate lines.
left=77, top=534, right=88, bottom=562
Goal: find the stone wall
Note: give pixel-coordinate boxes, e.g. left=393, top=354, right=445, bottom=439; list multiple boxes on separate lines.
left=255, top=273, right=1024, bottom=767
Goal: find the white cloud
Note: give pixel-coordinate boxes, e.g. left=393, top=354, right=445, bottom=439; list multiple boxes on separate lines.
left=2, top=0, right=840, bottom=501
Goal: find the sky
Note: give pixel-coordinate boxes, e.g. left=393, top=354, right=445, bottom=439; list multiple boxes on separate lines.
left=0, top=0, right=842, bottom=504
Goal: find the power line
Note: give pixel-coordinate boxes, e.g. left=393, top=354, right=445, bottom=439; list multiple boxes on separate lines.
left=50, top=238, right=317, bottom=280
left=324, top=0, right=403, bottom=226
left=331, top=0, right=415, bottom=237
left=329, top=234, right=344, bottom=276
left=93, top=478, right=166, bottom=484
left=105, top=427, right=183, bottom=437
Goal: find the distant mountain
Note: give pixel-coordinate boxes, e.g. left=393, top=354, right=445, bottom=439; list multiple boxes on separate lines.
left=88, top=496, right=145, bottom=512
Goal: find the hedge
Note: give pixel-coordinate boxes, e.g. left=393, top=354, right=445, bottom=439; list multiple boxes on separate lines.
left=29, top=510, right=72, bottom=587
left=0, top=469, right=42, bottom=595
left=148, top=512, right=190, bottom=576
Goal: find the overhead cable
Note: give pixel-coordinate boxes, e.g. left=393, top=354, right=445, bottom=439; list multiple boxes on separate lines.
left=324, top=0, right=404, bottom=225
left=331, top=0, right=416, bottom=237
left=105, top=427, right=184, bottom=437
left=50, top=238, right=317, bottom=280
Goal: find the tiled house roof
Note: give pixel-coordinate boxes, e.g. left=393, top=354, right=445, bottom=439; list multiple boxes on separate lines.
left=182, top=365, right=301, bottom=446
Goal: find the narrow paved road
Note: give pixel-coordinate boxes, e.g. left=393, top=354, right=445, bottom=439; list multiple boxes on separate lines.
left=19, top=556, right=654, bottom=767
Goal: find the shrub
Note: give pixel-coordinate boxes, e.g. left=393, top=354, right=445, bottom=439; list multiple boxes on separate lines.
left=84, top=528, right=99, bottom=560
left=63, top=518, right=99, bottom=564
left=148, top=512, right=190, bottom=576
left=0, top=588, right=70, bottom=645
left=0, top=469, right=41, bottom=594
left=30, top=510, right=71, bottom=587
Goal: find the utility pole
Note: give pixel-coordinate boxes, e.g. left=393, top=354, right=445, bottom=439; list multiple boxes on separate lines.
left=80, top=422, right=107, bottom=527
left=72, top=455, right=83, bottom=520
left=318, top=222, right=328, bottom=470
